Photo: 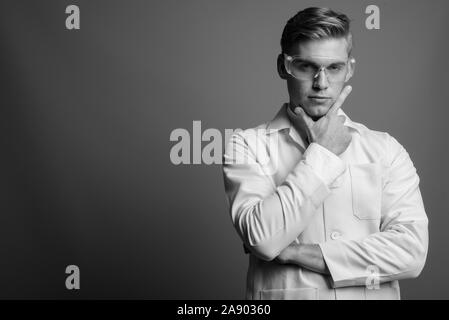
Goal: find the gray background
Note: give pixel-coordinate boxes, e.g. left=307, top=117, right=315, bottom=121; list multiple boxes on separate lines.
left=0, top=0, right=447, bottom=299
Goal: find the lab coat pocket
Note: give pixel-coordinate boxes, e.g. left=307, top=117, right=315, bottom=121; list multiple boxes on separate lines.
left=349, top=163, right=382, bottom=220
left=259, top=287, right=318, bottom=300
left=365, top=286, right=400, bottom=300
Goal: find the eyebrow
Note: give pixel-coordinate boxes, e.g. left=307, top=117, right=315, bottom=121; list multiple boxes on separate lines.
left=294, top=58, right=347, bottom=67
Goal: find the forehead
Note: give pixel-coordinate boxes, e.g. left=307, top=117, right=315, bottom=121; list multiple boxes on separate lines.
left=290, top=38, right=349, bottom=62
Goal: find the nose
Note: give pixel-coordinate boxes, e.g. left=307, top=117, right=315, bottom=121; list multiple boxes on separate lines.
left=312, top=68, right=329, bottom=90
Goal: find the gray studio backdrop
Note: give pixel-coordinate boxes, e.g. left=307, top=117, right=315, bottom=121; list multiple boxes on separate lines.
left=0, top=0, right=447, bottom=299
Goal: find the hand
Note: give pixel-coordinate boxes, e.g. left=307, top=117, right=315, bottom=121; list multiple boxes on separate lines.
left=288, top=85, right=353, bottom=156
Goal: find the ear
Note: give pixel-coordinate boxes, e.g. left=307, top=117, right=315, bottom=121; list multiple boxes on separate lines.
left=277, top=53, right=289, bottom=80
left=345, top=57, right=356, bottom=82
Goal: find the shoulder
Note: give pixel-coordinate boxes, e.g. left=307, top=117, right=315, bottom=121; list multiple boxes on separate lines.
left=350, top=120, right=406, bottom=165
left=226, top=121, right=271, bottom=146
left=223, top=121, right=274, bottom=162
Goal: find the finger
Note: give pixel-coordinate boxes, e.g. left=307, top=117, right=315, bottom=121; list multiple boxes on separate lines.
left=328, top=85, right=352, bottom=115
left=286, top=104, right=307, bottom=126
left=294, top=107, right=315, bottom=128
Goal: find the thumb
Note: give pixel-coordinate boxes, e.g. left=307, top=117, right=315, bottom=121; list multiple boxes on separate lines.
left=295, top=107, right=314, bottom=129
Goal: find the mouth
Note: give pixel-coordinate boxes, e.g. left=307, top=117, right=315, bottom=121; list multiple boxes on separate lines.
left=309, top=96, right=331, bottom=100
left=309, top=96, right=331, bottom=103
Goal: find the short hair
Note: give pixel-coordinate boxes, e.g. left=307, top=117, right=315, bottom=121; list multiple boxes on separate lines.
left=280, top=7, right=352, bottom=55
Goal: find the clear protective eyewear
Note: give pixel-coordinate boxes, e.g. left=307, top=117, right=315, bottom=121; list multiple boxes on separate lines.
left=283, top=54, right=354, bottom=83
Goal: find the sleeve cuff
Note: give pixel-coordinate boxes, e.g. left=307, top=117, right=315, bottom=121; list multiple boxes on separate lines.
left=303, top=143, right=346, bottom=186
left=318, top=241, right=364, bottom=288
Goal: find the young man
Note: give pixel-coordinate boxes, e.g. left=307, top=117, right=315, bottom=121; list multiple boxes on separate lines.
left=222, top=7, right=428, bottom=300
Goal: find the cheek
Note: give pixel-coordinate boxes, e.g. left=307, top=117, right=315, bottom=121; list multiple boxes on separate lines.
left=333, top=82, right=346, bottom=93
left=287, top=80, right=310, bottom=98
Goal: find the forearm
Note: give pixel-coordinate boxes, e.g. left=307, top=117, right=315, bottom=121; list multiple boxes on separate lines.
left=278, top=243, right=330, bottom=275
left=276, top=220, right=427, bottom=285
left=319, top=221, right=428, bottom=287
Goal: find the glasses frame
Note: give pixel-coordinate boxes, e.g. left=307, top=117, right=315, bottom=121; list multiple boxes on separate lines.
left=283, top=53, right=355, bottom=82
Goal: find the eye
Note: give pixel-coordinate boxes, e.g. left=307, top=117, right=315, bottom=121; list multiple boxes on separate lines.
left=294, top=62, right=315, bottom=71
left=328, top=64, right=344, bottom=72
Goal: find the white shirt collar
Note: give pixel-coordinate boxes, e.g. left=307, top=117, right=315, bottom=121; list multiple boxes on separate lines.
left=266, top=103, right=362, bottom=134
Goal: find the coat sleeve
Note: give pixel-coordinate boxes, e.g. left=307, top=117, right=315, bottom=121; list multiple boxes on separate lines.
left=222, top=130, right=346, bottom=261
left=319, top=135, right=429, bottom=288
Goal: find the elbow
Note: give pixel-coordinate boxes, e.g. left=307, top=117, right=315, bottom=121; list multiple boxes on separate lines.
left=398, top=223, right=429, bottom=279
left=408, top=260, right=425, bottom=279
left=241, top=224, right=282, bottom=262
left=410, top=250, right=428, bottom=279
left=234, top=207, right=281, bottom=261
left=407, top=241, right=428, bottom=279
left=237, top=222, right=279, bottom=261
left=245, top=242, right=279, bottom=261
left=236, top=233, right=276, bottom=261
left=240, top=233, right=286, bottom=261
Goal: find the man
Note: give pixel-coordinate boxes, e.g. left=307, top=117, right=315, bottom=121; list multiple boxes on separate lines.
left=222, top=7, right=428, bottom=300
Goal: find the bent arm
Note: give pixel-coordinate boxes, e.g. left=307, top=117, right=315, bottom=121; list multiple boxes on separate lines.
left=318, top=136, right=428, bottom=288
left=222, top=131, right=345, bottom=261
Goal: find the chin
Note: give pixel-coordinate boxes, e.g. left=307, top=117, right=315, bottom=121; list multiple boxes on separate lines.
left=305, top=105, right=330, bottom=118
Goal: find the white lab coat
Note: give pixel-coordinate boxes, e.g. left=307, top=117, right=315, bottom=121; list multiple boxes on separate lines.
left=222, top=104, right=428, bottom=300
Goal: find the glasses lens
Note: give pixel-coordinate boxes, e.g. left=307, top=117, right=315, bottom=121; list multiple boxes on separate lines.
left=287, top=57, right=348, bottom=83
